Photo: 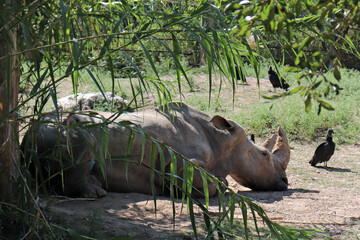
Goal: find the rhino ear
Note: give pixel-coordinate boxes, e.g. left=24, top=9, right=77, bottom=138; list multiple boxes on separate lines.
left=210, top=115, right=232, bottom=130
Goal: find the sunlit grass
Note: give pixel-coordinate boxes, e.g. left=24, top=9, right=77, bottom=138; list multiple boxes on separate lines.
left=183, top=61, right=360, bottom=144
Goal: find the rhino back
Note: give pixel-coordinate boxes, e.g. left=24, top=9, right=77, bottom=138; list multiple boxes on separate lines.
left=100, top=105, right=229, bottom=194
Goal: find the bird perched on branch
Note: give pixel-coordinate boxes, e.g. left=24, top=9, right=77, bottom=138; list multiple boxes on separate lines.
left=268, top=66, right=290, bottom=91
left=309, top=129, right=335, bottom=167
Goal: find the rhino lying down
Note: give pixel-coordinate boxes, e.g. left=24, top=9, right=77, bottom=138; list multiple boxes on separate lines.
left=23, top=102, right=290, bottom=198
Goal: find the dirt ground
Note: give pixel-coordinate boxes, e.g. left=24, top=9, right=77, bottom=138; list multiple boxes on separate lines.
left=44, top=143, right=360, bottom=239
left=42, top=77, right=360, bottom=239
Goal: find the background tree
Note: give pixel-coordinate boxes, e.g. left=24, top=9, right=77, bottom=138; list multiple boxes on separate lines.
left=0, top=0, right=19, bottom=203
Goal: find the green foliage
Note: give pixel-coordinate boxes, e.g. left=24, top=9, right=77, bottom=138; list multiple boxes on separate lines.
left=242, top=66, right=360, bottom=143
left=2, top=0, right=360, bottom=239
left=222, top=0, right=360, bottom=111
left=184, top=61, right=360, bottom=143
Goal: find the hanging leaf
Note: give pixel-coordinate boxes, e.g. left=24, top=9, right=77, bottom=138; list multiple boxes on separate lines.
left=333, top=66, right=341, bottom=81
left=304, top=94, right=312, bottom=112
left=310, top=80, right=322, bottom=90
left=318, top=99, right=335, bottom=110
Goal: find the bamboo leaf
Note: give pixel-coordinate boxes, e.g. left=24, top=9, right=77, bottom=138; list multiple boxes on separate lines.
left=188, top=198, right=198, bottom=239
left=125, top=131, right=135, bottom=182
left=310, top=80, right=322, bottom=90
left=169, top=149, right=178, bottom=199
left=151, top=36, right=192, bottom=89
left=289, top=86, right=305, bottom=94
left=186, top=163, right=194, bottom=198
left=190, top=2, right=210, bottom=17
left=333, top=66, right=341, bottom=81
left=262, top=94, right=282, bottom=99
left=150, top=142, right=157, bottom=212
left=48, top=87, right=59, bottom=120
left=107, top=53, right=115, bottom=98
left=240, top=199, right=249, bottom=239
left=181, top=160, right=188, bottom=208
left=59, top=0, right=69, bottom=38
left=204, top=39, right=213, bottom=105
left=20, top=22, right=31, bottom=50
left=133, top=34, right=160, bottom=80
left=318, top=99, right=335, bottom=110
left=229, top=194, right=235, bottom=228
left=200, top=170, right=209, bottom=209
left=137, top=126, right=146, bottom=164
left=171, top=33, right=183, bottom=93
left=85, top=68, right=108, bottom=102
left=118, top=50, right=146, bottom=90
left=285, top=66, right=302, bottom=72
left=99, top=19, right=123, bottom=57
left=299, top=37, right=313, bottom=51
left=72, top=38, right=80, bottom=97
left=304, top=94, right=312, bottom=112
left=156, top=142, right=166, bottom=192
left=30, top=69, right=48, bottom=96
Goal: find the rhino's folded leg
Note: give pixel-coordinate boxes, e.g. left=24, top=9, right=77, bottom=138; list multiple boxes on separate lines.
left=64, top=175, right=107, bottom=198
left=84, top=175, right=107, bottom=198
left=62, top=161, right=107, bottom=198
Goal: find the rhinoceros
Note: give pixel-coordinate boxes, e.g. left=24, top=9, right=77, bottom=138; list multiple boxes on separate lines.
left=22, top=102, right=290, bottom=198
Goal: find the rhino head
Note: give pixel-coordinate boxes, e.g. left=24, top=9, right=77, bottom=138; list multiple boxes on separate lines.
left=211, top=116, right=290, bottom=191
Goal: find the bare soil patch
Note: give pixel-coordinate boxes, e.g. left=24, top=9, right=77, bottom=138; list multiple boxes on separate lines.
left=43, top=76, right=360, bottom=239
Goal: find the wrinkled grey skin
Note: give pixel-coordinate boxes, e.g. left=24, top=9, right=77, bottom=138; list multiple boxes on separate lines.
left=22, top=102, right=290, bottom=198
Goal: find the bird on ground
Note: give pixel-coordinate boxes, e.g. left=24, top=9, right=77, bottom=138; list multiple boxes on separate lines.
left=250, top=134, right=255, bottom=143
left=309, top=128, right=335, bottom=167
left=235, top=63, right=247, bottom=83
left=268, top=66, right=290, bottom=91
left=331, top=83, right=343, bottom=95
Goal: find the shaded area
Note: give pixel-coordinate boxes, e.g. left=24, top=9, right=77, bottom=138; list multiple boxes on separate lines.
left=235, top=188, right=320, bottom=204
left=45, top=193, right=198, bottom=239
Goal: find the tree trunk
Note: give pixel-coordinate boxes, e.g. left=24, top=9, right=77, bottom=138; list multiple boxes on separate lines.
left=0, top=1, right=19, bottom=202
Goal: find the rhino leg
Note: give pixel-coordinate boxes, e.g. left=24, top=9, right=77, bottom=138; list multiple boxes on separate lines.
left=62, top=162, right=107, bottom=198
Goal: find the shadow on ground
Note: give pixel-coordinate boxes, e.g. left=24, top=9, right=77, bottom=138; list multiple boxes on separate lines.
left=232, top=188, right=320, bottom=203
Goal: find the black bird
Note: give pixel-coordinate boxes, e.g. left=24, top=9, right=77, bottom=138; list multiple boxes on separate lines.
left=309, top=129, right=335, bottom=167
left=250, top=134, right=255, bottom=143
left=268, top=66, right=290, bottom=91
left=331, top=83, right=343, bottom=95
left=235, top=63, right=247, bottom=83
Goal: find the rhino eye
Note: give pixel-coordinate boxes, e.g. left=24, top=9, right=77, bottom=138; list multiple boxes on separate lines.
left=262, top=152, right=268, bottom=156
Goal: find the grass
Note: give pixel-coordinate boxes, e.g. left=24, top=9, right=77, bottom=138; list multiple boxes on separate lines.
left=180, top=61, right=360, bottom=144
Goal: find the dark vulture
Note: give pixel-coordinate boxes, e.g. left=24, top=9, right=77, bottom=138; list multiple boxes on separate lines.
left=250, top=134, right=255, bottom=143
left=309, top=129, right=335, bottom=167
left=268, top=66, right=290, bottom=91
left=235, top=63, right=247, bottom=83
left=331, top=83, right=343, bottom=95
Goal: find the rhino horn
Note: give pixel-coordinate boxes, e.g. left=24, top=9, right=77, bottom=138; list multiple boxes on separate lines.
left=272, top=126, right=290, bottom=170
left=261, top=132, right=278, bottom=151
